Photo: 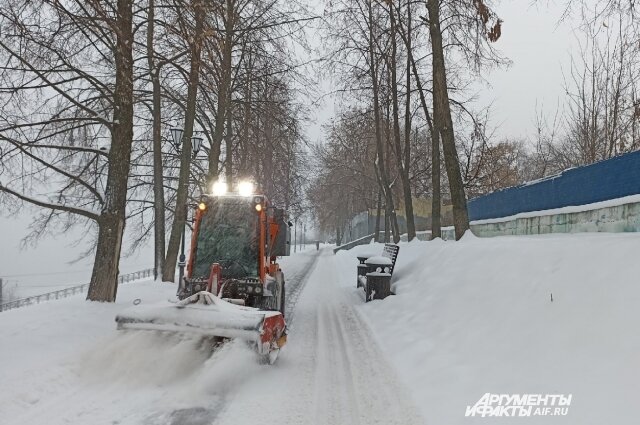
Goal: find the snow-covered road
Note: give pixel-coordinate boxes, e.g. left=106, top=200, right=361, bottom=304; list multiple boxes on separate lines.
left=1, top=247, right=424, bottom=425
left=212, top=248, right=424, bottom=425
left=6, top=233, right=640, bottom=424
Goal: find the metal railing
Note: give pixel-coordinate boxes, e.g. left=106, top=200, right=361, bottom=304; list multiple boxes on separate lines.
left=0, top=268, right=154, bottom=313
left=333, top=233, right=382, bottom=254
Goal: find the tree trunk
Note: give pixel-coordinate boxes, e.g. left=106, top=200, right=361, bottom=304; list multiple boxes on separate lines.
left=384, top=205, right=391, bottom=243
left=404, top=1, right=418, bottom=241
left=426, top=0, right=469, bottom=240
left=385, top=72, right=400, bottom=244
left=207, top=0, right=235, bottom=185
left=389, top=3, right=416, bottom=242
left=87, top=0, right=134, bottom=302
left=385, top=96, right=401, bottom=243
left=147, top=0, right=165, bottom=280
left=431, top=124, right=442, bottom=239
left=374, top=189, right=382, bottom=242
left=163, top=0, right=205, bottom=282
left=396, top=12, right=441, bottom=239
left=225, top=104, right=233, bottom=186
left=239, top=51, right=252, bottom=177
left=367, top=0, right=398, bottom=245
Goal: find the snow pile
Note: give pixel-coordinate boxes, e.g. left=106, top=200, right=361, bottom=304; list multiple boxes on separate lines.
left=335, top=233, right=640, bottom=424
left=3, top=237, right=638, bottom=424
left=0, top=250, right=316, bottom=425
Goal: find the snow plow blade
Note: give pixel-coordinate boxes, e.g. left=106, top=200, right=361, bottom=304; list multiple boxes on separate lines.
left=115, top=291, right=286, bottom=360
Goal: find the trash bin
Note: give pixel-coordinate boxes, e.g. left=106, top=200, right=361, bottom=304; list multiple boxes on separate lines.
left=365, top=271, right=392, bottom=301
left=363, top=257, right=393, bottom=301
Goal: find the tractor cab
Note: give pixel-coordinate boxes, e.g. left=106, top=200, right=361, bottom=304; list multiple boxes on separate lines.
left=179, top=183, right=290, bottom=314
left=191, top=195, right=261, bottom=280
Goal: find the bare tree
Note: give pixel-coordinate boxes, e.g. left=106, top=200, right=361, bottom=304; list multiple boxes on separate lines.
left=146, top=0, right=166, bottom=280
left=387, top=0, right=416, bottom=241
left=163, top=0, right=207, bottom=282
left=559, top=10, right=640, bottom=166
left=308, top=109, right=378, bottom=241
left=322, top=0, right=403, bottom=242
left=424, top=0, right=504, bottom=239
left=0, top=0, right=137, bottom=302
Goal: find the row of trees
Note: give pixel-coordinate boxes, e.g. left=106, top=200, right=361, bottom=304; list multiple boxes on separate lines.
left=0, top=0, right=308, bottom=302
left=310, top=0, right=640, bottom=244
left=473, top=1, right=640, bottom=192
left=536, top=1, right=640, bottom=172
left=310, top=0, right=504, bottom=242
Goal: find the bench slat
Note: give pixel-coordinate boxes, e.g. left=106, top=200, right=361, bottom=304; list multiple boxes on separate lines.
left=380, top=243, right=400, bottom=276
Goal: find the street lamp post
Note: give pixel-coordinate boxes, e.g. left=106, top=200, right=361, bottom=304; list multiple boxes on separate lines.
left=191, top=135, right=203, bottom=158
left=178, top=202, right=188, bottom=287
left=169, top=127, right=184, bottom=152
left=169, top=127, right=203, bottom=287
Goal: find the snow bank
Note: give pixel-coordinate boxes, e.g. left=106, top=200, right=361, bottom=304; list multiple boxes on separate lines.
left=335, top=233, right=640, bottom=424
left=0, top=250, right=316, bottom=425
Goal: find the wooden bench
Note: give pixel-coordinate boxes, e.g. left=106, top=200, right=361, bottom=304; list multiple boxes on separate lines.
left=356, top=244, right=400, bottom=302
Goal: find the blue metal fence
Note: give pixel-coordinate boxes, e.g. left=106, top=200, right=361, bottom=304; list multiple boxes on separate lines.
left=468, top=150, right=640, bottom=221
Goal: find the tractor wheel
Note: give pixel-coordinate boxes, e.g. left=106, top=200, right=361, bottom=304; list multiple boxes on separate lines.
left=260, top=274, right=283, bottom=312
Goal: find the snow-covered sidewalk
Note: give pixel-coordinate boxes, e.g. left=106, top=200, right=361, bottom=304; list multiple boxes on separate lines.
left=0, top=246, right=425, bottom=425
left=3, top=233, right=639, bottom=425
left=212, top=248, right=424, bottom=425
left=334, top=232, right=640, bottom=425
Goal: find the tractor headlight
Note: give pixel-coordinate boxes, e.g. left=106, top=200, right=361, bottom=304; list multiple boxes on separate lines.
left=254, top=286, right=262, bottom=294
left=212, top=181, right=227, bottom=196
left=238, top=181, right=254, bottom=197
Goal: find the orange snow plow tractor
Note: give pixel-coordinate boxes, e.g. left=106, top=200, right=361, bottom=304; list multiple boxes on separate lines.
left=116, top=182, right=291, bottom=363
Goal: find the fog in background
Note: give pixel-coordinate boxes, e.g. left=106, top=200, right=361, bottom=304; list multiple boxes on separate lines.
left=0, top=0, right=576, bottom=298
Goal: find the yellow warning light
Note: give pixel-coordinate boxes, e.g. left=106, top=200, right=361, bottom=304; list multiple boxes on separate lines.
left=198, top=202, right=207, bottom=211
left=255, top=204, right=262, bottom=212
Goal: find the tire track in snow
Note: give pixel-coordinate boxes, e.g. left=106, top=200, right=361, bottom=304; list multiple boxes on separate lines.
left=213, top=248, right=425, bottom=425
left=282, top=250, right=321, bottom=327
left=313, top=301, right=362, bottom=425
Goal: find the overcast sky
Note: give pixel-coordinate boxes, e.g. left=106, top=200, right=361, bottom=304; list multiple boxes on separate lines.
left=0, top=0, right=581, bottom=297
left=307, top=0, right=579, bottom=144
left=475, top=1, right=577, bottom=140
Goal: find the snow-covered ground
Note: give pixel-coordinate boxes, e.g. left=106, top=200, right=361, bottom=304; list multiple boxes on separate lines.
left=0, top=250, right=316, bottom=424
left=335, top=232, right=640, bottom=424
left=211, top=249, right=424, bottom=425
left=3, top=263, right=153, bottom=300
left=2, top=233, right=639, bottom=424
left=0, top=246, right=425, bottom=425
left=0, top=212, right=154, bottom=300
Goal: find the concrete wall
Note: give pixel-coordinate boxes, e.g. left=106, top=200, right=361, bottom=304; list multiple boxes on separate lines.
left=470, top=201, right=640, bottom=237
left=347, top=151, right=640, bottom=241
left=353, top=201, right=640, bottom=241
